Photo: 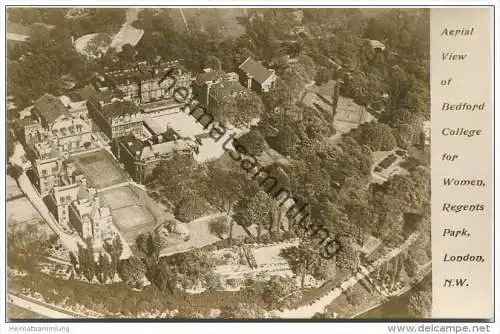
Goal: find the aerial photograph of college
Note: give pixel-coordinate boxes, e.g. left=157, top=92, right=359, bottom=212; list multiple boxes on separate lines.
left=6, top=7, right=431, bottom=319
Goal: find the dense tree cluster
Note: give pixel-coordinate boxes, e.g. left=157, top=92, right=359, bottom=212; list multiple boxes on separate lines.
left=73, top=236, right=123, bottom=284
left=407, top=277, right=432, bottom=318
left=7, top=25, right=87, bottom=108
left=346, top=122, right=397, bottom=152
left=7, top=221, right=54, bottom=271
left=281, top=240, right=336, bottom=288
left=209, top=90, right=264, bottom=126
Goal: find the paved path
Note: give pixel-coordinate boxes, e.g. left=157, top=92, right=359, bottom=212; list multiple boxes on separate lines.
left=97, top=181, right=131, bottom=193
left=272, top=232, right=420, bottom=318
left=8, top=294, right=76, bottom=319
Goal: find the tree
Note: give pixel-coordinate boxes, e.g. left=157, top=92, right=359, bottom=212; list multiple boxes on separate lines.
left=281, top=240, right=336, bottom=288
left=268, top=125, right=299, bottom=156
left=345, top=286, right=365, bottom=306
left=408, top=287, right=432, bottom=318
left=233, top=92, right=264, bottom=126
left=7, top=164, right=23, bottom=180
left=7, top=221, right=52, bottom=271
left=220, top=303, right=265, bottom=319
left=69, top=252, right=80, bottom=274
left=136, top=233, right=150, bottom=256
left=151, top=263, right=177, bottom=294
left=262, top=275, right=300, bottom=310
left=168, top=250, right=217, bottom=290
left=78, top=239, right=96, bottom=283
left=205, top=167, right=245, bottom=247
left=235, top=129, right=267, bottom=156
left=150, top=155, right=204, bottom=208
left=205, top=55, right=222, bottom=71
left=7, top=130, right=17, bottom=160
left=174, top=190, right=211, bottom=222
left=103, top=236, right=123, bottom=280
left=335, top=237, right=360, bottom=272
left=208, top=216, right=230, bottom=239
left=262, top=78, right=293, bottom=111
left=233, top=190, right=273, bottom=240
left=96, top=252, right=111, bottom=284
left=117, top=256, right=147, bottom=287
left=347, top=122, right=396, bottom=152
left=119, top=43, right=136, bottom=62
left=315, top=67, right=333, bottom=86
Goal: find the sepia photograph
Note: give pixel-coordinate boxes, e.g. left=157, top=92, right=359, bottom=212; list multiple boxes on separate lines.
left=5, top=7, right=432, bottom=320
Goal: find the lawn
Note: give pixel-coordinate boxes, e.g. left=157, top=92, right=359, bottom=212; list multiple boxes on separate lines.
left=72, top=150, right=128, bottom=189
left=99, top=186, right=157, bottom=245
left=7, top=197, right=42, bottom=224
left=99, top=186, right=137, bottom=210
left=112, top=206, right=155, bottom=242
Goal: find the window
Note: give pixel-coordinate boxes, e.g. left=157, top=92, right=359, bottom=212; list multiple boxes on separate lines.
left=42, top=169, right=47, bottom=176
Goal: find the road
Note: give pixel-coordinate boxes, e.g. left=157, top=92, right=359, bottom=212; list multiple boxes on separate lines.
left=8, top=294, right=76, bottom=319
left=273, top=232, right=420, bottom=318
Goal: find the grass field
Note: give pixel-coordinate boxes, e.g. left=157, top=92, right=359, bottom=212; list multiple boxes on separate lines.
left=99, top=186, right=137, bottom=209
left=7, top=175, right=23, bottom=200
left=7, top=197, right=42, bottom=224
left=112, top=206, right=155, bottom=242
left=7, top=304, right=47, bottom=319
left=99, top=185, right=157, bottom=245
left=72, top=150, right=128, bottom=189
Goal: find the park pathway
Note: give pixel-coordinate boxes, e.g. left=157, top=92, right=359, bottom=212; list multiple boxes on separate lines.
left=272, top=231, right=420, bottom=318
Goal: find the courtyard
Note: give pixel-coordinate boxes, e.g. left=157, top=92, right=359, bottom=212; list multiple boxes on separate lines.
left=98, top=185, right=157, bottom=245
left=72, top=150, right=129, bottom=189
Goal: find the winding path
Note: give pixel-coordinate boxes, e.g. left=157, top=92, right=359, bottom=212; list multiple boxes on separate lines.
left=272, top=232, right=420, bottom=318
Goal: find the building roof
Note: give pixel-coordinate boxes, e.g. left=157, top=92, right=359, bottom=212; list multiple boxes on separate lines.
left=195, top=69, right=225, bottom=85
left=102, top=100, right=141, bottom=119
left=106, top=60, right=188, bottom=85
left=34, top=93, right=69, bottom=125
left=140, top=139, right=194, bottom=160
left=238, top=57, right=274, bottom=85
left=119, top=133, right=145, bottom=154
left=69, top=84, right=99, bottom=102
left=143, top=116, right=165, bottom=136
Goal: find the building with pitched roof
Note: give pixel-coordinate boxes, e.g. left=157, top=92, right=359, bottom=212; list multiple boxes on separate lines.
left=32, top=93, right=70, bottom=128
left=237, top=57, right=277, bottom=93
left=87, top=96, right=144, bottom=140
left=192, top=68, right=240, bottom=108
left=104, top=60, right=192, bottom=104
left=69, top=193, right=115, bottom=249
left=112, top=133, right=197, bottom=184
left=27, top=93, right=94, bottom=154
